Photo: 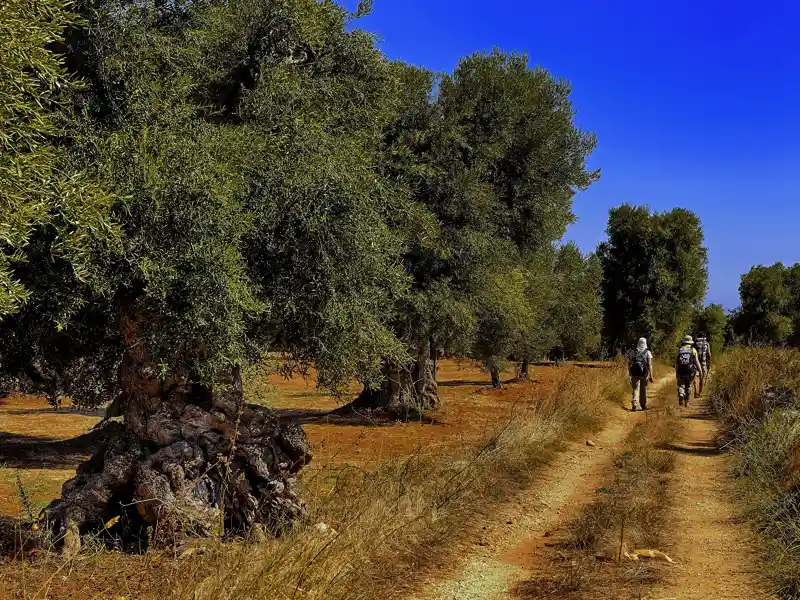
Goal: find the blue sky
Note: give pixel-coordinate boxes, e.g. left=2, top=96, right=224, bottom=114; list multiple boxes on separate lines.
left=342, top=0, right=800, bottom=309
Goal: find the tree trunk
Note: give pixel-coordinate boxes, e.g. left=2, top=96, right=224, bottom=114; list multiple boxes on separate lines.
left=518, top=358, right=529, bottom=380
left=490, top=363, right=502, bottom=388
left=41, top=308, right=312, bottom=552
left=347, top=341, right=440, bottom=417
left=430, top=339, right=438, bottom=382
left=414, top=340, right=431, bottom=401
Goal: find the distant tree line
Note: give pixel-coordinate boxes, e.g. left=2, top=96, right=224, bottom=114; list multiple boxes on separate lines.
left=727, top=263, right=800, bottom=347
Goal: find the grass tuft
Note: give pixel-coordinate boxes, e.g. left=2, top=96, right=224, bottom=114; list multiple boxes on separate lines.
left=513, top=395, right=679, bottom=600
left=711, top=348, right=800, bottom=599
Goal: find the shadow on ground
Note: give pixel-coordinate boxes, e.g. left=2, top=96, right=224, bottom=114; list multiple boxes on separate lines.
left=291, top=406, right=444, bottom=427
left=275, top=406, right=440, bottom=426
left=0, top=430, right=102, bottom=469
left=532, top=361, right=616, bottom=370
left=658, top=440, right=721, bottom=456
left=438, top=377, right=530, bottom=388
left=0, top=515, right=23, bottom=554
left=3, top=407, right=103, bottom=417
left=682, top=410, right=716, bottom=421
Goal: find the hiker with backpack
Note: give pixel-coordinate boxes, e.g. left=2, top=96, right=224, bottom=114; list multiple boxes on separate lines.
left=694, top=333, right=712, bottom=396
left=676, top=335, right=703, bottom=407
left=628, top=337, right=654, bottom=411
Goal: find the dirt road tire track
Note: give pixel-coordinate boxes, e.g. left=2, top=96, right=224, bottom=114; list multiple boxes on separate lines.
left=408, top=375, right=675, bottom=600
left=648, top=395, right=775, bottom=600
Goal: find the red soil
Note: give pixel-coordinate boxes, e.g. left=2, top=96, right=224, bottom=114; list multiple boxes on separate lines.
left=0, top=360, right=557, bottom=518
left=0, top=360, right=599, bottom=600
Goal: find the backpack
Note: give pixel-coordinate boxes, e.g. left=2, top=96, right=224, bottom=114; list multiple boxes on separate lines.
left=677, top=346, right=695, bottom=376
left=695, top=338, right=708, bottom=362
left=629, top=349, right=648, bottom=377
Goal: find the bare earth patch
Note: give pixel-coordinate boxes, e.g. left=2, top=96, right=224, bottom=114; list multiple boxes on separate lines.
left=0, top=361, right=554, bottom=519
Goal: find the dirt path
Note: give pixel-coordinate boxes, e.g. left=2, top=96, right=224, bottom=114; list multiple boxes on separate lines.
left=408, top=375, right=675, bottom=600
left=409, top=376, right=776, bottom=600
left=648, top=394, right=774, bottom=600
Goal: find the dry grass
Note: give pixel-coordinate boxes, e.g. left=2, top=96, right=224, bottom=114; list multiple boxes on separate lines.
left=568, top=414, right=677, bottom=553
left=711, top=348, right=800, bottom=599
left=1, top=364, right=626, bottom=600
left=512, top=399, right=680, bottom=600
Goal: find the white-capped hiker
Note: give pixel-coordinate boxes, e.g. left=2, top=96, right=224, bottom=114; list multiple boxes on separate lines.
left=628, top=337, right=654, bottom=411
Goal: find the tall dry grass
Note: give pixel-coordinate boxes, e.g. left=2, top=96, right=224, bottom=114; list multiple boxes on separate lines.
left=170, top=365, right=627, bottom=600
left=3, top=365, right=626, bottom=600
left=711, top=348, right=800, bottom=599
left=513, top=396, right=680, bottom=600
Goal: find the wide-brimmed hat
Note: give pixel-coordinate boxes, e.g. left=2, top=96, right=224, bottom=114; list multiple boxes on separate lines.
left=682, top=335, right=694, bottom=345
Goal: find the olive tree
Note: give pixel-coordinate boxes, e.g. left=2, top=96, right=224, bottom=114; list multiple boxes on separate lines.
left=0, top=0, right=409, bottom=547
left=549, top=243, right=603, bottom=360
left=692, top=303, right=727, bottom=354
left=733, top=263, right=800, bottom=346
left=598, top=204, right=708, bottom=354
left=354, top=51, right=598, bottom=403
left=0, top=0, right=115, bottom=317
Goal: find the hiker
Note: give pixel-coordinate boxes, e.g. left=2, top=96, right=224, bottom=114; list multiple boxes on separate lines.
left=676, top=335, right=702, bottom=407
left=694, top=332, right=712, bottom=395
left=628, top=337, right=654, bottom=411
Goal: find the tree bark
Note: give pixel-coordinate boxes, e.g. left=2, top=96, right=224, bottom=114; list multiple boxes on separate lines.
left=414, top=340, right=430, bottom=401
left=42, top=307, right=312, bottom=552
left=347, top=341, right=440, bottom=417
left=518, top=358, right=529, bottom=380
left=430, top=338, right=439, bottom=382
left=490, top=363, right=502, bottom=388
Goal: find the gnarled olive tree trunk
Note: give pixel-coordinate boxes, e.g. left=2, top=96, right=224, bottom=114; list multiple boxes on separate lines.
left=347, top=339, right=440, bottom=416
left=489, top=362, right=502, bottom=388
left=518, top=358, right=529, bottom=380
left=43, top=309, right=312, bottom=552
